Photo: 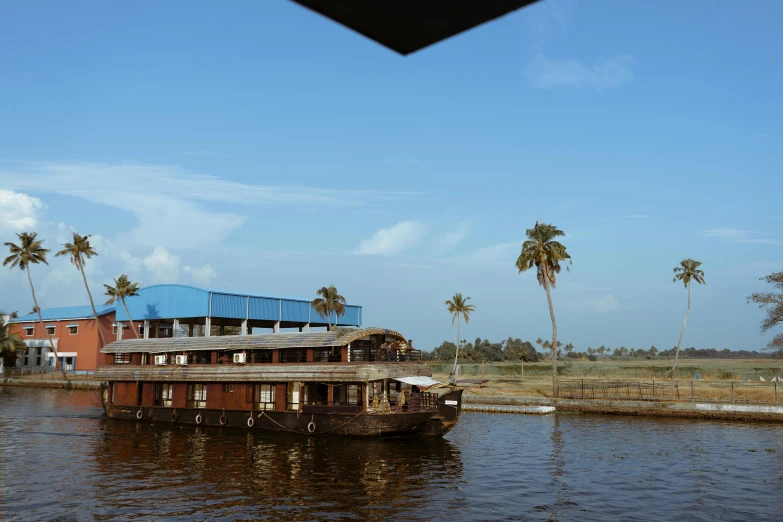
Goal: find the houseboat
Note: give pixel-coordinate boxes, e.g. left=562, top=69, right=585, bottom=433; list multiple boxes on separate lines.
left=95, top=328, right=462, bottom=437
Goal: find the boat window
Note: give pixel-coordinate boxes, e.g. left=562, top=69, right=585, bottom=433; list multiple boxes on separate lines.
left=114, top=354, right=131, bottom=364
left=250, top=350, right=273, bottom=364
left=302, top=383, right=328, bottom=406
left=286, top=382, right=300, bottom=411
left=280, top=348, right=307, bottom=363
left=223, top=384, right=235, bottom=393
left=154, top=383, right=173, bottom=407
left=189, top=352, right=211, bottom=364
left=254, top=384, right=275, bottom=410
left=186, top=384, right=207, bottom=409
left=314, top=348, right=341, bottom=362
left=332, top=384, right=362, bottom=406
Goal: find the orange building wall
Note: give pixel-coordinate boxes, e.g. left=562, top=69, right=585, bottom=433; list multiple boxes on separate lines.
left=9, top=313, right=143, bottom=371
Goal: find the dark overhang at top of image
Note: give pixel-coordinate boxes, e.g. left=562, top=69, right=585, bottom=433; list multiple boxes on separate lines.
left=291, top=0, right=541, bottom=55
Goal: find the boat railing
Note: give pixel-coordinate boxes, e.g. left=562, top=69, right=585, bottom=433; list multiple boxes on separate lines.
left=349, top=348, right=423, bottom=363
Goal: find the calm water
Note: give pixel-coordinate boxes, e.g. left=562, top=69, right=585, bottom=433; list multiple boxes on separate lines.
left=1, top=388, right=782, bottom=521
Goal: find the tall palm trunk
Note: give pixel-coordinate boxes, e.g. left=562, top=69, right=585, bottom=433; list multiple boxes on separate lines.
left=122, top=297, right=140, bottom=339
left=669, top=283, right=691, bottom=379
left=542, top=268, right=559, bottom=398
left=452, top=316, right=461, bottom=378
left=78, top=263, right=106, bottom=347
left=27, top=268, right=65, bottom=379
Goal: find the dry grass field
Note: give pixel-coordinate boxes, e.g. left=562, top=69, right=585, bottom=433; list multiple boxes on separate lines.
left=429, top=358, right=783, bottom=401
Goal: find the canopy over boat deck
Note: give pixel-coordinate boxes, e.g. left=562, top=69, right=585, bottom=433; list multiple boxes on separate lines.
left=102, top=327, right=405, bottom=354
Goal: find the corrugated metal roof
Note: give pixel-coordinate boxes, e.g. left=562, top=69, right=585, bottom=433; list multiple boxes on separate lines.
left=9, top=305, right=115, bottom=323
left=102, top=327, right=406, bottom=354
left=94, top=362, right=432, bottom=383
left=112, top=284, right=361, bottom=326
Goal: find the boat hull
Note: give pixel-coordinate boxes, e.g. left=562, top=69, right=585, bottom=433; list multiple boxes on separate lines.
left=100, top=384, right=462, bottom=437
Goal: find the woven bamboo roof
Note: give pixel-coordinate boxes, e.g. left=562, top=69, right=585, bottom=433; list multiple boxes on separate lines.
left=101, top=327, right=406, bottom=354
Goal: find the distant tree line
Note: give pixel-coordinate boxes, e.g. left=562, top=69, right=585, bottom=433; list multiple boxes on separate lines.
left=424, top=340, right=776, bottom=362
left=425, top=337, right=544, bottom=363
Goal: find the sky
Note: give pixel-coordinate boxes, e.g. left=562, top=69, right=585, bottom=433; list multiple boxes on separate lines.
left=1, top=0, right=781, bottom=352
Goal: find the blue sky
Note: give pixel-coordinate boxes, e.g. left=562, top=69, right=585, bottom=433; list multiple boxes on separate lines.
left=1, top=0, right=781, bottom=351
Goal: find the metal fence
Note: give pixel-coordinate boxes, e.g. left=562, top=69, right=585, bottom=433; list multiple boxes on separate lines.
left=558, top=379, right=782, bottom=404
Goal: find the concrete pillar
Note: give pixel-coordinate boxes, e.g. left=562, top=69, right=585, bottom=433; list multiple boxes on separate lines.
left=205, top=317, right=211, bottom=337
left=241, top=319, right=248, bottom=335
left=189, top=323, right=194, bottom=337
left=116, top=323, right=122, bottom=341
left=143, top=320, right=149, bottom=339
left=273, top=321, right=280, bottom=333
left=173, top=318, right=180, bottom=338
left=302, top=323, right=310, bottom=332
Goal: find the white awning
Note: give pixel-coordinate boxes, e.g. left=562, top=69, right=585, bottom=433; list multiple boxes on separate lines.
left=393, top=376, right=442, bottom=388
left=47, top=352, right=77, bottom=358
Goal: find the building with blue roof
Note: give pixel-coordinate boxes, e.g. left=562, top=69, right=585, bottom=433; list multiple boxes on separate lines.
left=7, top=284, right=362, bottom=372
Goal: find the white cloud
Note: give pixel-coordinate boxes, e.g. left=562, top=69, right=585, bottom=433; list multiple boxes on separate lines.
left=143, top=247, right=180, bottom=282
left=356, top=221, right=428, bottom=255
left=526, top=54, right=636, bottom=90
left=440, top=220, right=472, bottom=250
left=117, top=250, right=144, bottom=278
left=0, top=161, right=422, bottom=249
left=459, top=241, right=520, bottom=267
left=701, top=228, right=778, bottom=245
left=184, top=264, right=217, bottom=286
left=0, top=190, right=45, bottom=232
left=567, top=294, right=619, bottom=314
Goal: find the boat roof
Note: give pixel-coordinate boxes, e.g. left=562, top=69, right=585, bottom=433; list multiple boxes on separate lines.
left=101, top=327, right=406, bottom=354
left=95, top=362, right=432, bottom=383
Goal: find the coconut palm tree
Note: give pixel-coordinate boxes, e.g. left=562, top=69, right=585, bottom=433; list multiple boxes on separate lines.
left=1, top=314, right=26, bottom=374
left=311, top=285, right=346, bottom=331
left=445, top=293, right=475, bottom=380
left=55, top=232, right=105, bottom=347
left=3, top=232, right=64, bottom=377
left=516, top=221, right=571, bottom=397
left=104, top=274, right=141, bottom=339
left=668, top=258, right=706, bottom=378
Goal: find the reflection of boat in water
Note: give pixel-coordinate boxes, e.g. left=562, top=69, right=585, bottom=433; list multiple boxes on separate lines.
left=95, top=328, right=462, bottom=436
left=93, top=417, right=464, bottom=518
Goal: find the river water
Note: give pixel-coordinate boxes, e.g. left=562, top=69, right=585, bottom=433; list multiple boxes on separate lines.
left=1, top=388, right=781, bottom=521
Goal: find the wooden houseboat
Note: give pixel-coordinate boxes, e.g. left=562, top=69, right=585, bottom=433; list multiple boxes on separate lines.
left=95, top=328, right=462, bottom=437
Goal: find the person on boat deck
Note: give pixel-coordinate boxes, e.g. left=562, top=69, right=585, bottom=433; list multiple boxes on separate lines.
left=407, top=386, right=420, bottom=412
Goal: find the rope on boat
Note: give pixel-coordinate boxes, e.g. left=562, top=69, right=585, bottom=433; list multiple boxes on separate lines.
left=257, top=409, right=369, bottom=435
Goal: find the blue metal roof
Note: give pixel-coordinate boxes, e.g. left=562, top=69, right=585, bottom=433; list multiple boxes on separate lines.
left=9, top=305, right=115, bottom=323
left=112, top=284, right=361, bottom=326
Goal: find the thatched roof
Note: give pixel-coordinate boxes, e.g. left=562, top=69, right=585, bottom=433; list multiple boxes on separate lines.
left=101, top=327, right=406, bottom=354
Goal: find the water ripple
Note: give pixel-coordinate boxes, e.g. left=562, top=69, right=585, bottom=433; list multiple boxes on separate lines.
left=1, top=388, right=783, bottom=521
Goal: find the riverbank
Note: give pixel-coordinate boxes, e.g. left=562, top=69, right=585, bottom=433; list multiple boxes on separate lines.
left=462, top=392, right=783, bottom=422
left=3, top=376, right=782, bottom=422
left=0, top=377, right=100, bottom=390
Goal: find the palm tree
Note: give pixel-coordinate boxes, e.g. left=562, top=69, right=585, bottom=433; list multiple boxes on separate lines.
left=311, top=285, right=346, bottom=331
left=516, top=221, right=571, bottom=397
left=1, top=314, right=26, bottom=374
left=55, top=232, right=105, bottom=347
left=564, top=343, right=575, bottom=358
left=445, top=293, right=475, bottom=380
left=3, top=232, right=64, bottom=377
left=668, top=258, right=705, bottom=378
left=104, top=274, right=141, bottom=339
